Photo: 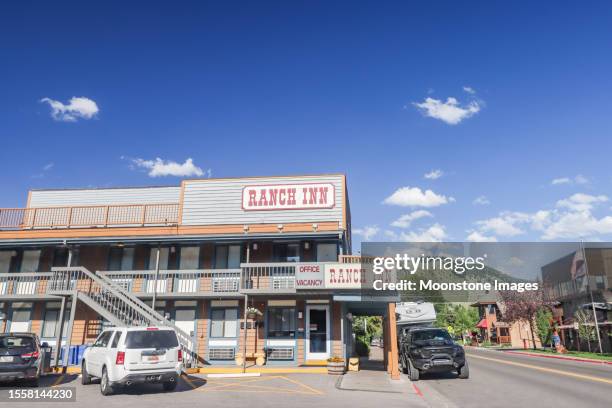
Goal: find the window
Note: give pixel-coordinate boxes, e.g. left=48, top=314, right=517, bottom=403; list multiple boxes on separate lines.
left=148, top=247, right=169, bottom=270
left=214, top=245, right=241, bottom=269
left=110, top=332, right=121, bottom=348
left=268, top=308, right=296, bottom=338
left=210, top=308, right=238, bottom=338
left=273, top=243, right=300, bottom=262
left=93, top=331, right=113, bottom=348
left=20, top=250, right=41, bottom=272
left=0, top=251, right=16, bottom=273
left=42, top=310, right=59, bottom=338
left=125, top=330, right=178, bottom=349
left=9, top=309, right=31, bottom=333
left=52, top=248, right=69, bottom=267
left=41, top=305, right=71, bottom=339
left=108, top=247, right=135, bottom=271
left=316, top=243, right=337, bottom=262
left=179, top=247, right=200, bottom=269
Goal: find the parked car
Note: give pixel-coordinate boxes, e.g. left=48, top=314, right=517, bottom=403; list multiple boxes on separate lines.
left=81, top=326, right=183, bottom=395
left=399, top=327, right=468, bottom=381
left=0, top=333, right=46, bottom=386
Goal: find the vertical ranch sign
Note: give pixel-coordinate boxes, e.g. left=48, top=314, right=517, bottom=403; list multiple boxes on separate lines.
left=242, top=183, right=335, bottom=211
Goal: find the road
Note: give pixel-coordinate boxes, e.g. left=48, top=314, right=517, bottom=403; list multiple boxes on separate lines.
left=416, top=347, right=612, bottom=408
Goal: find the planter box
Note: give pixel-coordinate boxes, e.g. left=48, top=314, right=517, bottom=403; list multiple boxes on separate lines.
left=327, top=361, right=346, bottom=375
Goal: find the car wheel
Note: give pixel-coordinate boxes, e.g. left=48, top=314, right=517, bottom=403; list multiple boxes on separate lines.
left=458, top=362, right=469, bottom=379
left=408, top=359, right=420, bottom=381
left=81, top=361, right=92, bottom=385
left=100, top=367, right=114, bottom=396
left=162, top=380, right=177, bottom=391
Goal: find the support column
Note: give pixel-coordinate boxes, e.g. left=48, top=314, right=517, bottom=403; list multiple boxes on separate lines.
left=53, top=296, right=66, bottom=369
left=388, top=303, right=400, bottom=380
left=62, top=294, right=78, bottom=373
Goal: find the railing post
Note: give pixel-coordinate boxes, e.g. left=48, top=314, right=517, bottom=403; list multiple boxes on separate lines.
left=67, top=207, right=73, bottom=228
left=104, top=206, right=110, bottom=227
left=62, top=293, right=78, bottom=373
left=141, top=205, right=147, bottom=226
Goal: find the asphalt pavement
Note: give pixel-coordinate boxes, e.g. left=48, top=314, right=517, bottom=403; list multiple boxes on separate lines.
left=415, top=347, right=612, bottom=408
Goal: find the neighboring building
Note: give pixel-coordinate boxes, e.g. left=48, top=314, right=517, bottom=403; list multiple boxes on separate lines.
left=471, top=299, right=541, bottom=348
left=0, top=174, right=400, bottom=377
left=541, top=248, right=612, bottom=353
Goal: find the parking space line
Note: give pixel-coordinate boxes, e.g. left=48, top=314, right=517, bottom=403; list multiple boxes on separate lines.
left=51, top=374, right=65, bottom=387
left=280, top=375, right=324, bottom=395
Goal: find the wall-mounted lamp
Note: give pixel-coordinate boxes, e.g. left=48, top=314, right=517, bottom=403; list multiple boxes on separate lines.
left=243, top=225, right=249, bottom=233
left=252, top=243, right=258, bottom=251
left=312, top=223, right=318, bottom=231
left=277, top=224, right=284, bottom=232
left=170, top=246, right=176, bottom=254
left=304, top=242, right=310, bottom=250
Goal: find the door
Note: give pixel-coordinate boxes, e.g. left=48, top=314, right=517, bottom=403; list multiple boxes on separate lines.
left=174, top=309, right=196, bottom=364
left=305, top=305, right=330, bottom=360
left=88, top=331, right=113, bottom=377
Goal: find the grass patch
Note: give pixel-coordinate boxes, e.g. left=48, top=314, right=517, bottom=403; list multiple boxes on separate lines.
left=525, top=349, right=612, bottom=362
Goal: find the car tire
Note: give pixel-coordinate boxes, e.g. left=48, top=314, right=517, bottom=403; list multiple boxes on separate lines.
left=100, top=367, right=114, bottom=396
left=408, top=359, right=420, bottom=381
left=400, top=356, right=408, bottom=374
left=162, top=380, right=177, bottom=391
left=458, top=362, right=469, bottom=379
left=81, top=361, right=92, bottom=385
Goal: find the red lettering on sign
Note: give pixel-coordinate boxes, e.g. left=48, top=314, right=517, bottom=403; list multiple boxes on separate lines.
left=287, top=188, right=296, bottom=205
left=248, top=189, right=257, bottom=207
left=319, top=187, right=328, bottom=204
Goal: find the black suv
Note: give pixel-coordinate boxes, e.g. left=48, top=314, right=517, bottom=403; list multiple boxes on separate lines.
left=0, top=333, right=45, bottom=386
left=399, top=327, right=468, bottom=381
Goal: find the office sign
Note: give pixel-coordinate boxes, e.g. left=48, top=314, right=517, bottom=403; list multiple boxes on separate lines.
left=242, top=183, right=335, bottom=211
left=295, top=263, right=325, bottom=289
left=324, top=263, right=366, bottom=289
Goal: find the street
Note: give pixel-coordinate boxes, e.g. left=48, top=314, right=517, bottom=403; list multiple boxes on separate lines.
left=416, top=347, right=612, bottom=407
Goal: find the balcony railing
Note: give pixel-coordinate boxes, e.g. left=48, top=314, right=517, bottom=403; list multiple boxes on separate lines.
left=0, top=203, right=179, bottom=230
left=0, top=272, right=54, bottom=296
left=99, top=269, right=242, bottom=296
left=241, top=263, right=297, bottom=292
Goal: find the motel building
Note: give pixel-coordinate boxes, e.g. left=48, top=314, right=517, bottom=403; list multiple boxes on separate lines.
left=0, top=174, right=401, bottom=378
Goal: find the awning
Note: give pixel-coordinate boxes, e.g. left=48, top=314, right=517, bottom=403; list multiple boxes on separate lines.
left=476, top=319, right=488, bottom=329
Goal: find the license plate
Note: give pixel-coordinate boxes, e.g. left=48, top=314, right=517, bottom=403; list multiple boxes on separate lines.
left=432, top=359, right=452, bottom=366
left=144, top=355, right=159, bottom=362
left=145, top=375, right=162, bottom=382
left=0, top=356, right=14, bottom=363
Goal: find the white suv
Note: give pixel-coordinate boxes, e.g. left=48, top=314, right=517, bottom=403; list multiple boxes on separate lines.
left=81, top=326, right=183, bottom=395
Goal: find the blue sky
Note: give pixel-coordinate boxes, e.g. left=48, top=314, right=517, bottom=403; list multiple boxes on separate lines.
left=1, top=1, right=612, bottom=245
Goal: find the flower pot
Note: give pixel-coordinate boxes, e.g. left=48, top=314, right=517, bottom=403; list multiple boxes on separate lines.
left=327, top=361, right=346, bottom=375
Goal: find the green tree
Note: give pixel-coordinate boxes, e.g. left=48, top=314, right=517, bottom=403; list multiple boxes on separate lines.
left=574, top=309, right=597, bottom=352
left=535, top=308, right=553, bottom=346
left=434, top=304, right=479, bottom=343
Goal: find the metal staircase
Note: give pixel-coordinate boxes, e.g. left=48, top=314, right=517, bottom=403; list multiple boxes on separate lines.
left=48, top=267, right=195, bottom=366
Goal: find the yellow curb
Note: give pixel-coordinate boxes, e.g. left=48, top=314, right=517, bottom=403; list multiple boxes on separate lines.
left=303, top=360, right=328, bottom=366
left=198, top=367, right=328, bottom=374
left=52, top=366, right=81, bottom=374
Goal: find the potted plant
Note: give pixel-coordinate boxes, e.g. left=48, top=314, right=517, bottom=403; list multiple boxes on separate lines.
left=326, top=356, right=346, bottom=375
left=246, top=306, right=263, bottom=320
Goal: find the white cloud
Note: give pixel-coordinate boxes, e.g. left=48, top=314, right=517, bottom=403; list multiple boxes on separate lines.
left=556, top=193, right=608, bottom=212
left=551, top=175, right=589, bottom=185
left=390, top=210, right=433, bottom=228
left=424, top=169, right=443, bottom=180
left=40, top=97, right=99, bottom=122
left=31, top=162, right=55, bottom=179
left=474, top=211, right=532, bottom=237
left=473, top=195, right=490, bottom=206
left=466, top=231, right=497, bottom=242
left=353, top=225, right=380, bottom=241
left=470, top=192, right=612, bottom=240
left=463, top=86, right=476, bottom=94
left=413, top=96, right=481, bottom=125
left=42, top=162, right=54, bottom=171
left=398, top=223, right=448, bottom=242
left=383, top=186, right=454, bottom=208
left=131, top=157, right=204, bottom=178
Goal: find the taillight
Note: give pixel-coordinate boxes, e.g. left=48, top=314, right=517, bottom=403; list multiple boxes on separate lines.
left=116, top=351, right=125, bottom=365
left=21, top=351, right=40, bottom=360
left=177, top=349, right=183, bottom=362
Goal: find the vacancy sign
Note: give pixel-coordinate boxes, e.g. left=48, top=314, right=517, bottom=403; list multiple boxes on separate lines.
left=242, top=183, right=335, bottom=211
left=295, top=263, right=325, bottom=289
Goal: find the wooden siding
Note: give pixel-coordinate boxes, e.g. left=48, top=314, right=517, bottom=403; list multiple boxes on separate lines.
left=28, top=187, right=180, bottom=208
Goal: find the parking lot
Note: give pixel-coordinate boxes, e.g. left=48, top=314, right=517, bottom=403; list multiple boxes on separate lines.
left=0, top=370, right=431, bottom=408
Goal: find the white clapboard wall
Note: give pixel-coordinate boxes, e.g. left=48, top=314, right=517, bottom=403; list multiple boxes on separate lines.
left=28, top=186, right=180, bottom=207
left=181, top=175, right=345, bottom=226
